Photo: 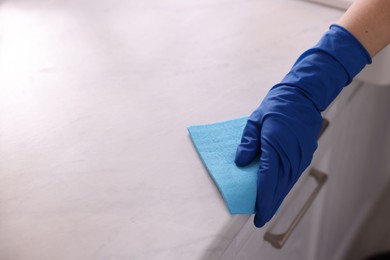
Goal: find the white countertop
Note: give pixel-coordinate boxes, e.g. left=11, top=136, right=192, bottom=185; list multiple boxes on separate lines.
left=0, top=0, right=342, bottom=259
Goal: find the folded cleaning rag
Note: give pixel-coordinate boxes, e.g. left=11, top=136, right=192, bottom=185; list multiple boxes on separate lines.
left=188, top=117, right=258, bottom=214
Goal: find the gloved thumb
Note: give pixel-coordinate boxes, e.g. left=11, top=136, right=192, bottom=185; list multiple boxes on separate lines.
left=235, top=119, right=261, bottom=167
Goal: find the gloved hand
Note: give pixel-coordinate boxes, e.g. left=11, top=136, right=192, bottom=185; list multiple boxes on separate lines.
left=235, top=25, right=371, bottom=228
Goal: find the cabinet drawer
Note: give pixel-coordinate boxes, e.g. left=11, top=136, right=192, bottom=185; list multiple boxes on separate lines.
left=310, top=82, right=390, bottom=260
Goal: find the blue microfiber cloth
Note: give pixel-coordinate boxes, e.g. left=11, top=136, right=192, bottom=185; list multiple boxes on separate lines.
left=188, top=117, right=258, bottom=214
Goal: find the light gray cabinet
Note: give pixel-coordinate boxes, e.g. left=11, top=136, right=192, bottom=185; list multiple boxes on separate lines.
left=311, top=82, right=390, bottom=260
left=220, top=81, right=390, bottom=260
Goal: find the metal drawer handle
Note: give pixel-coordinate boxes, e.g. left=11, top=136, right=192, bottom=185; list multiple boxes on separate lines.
left=264, top=168, right=328, bottom=249
left=318, top=118, right=329, bottom=139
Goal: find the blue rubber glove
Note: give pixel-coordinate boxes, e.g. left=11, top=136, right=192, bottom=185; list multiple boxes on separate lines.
left=235, top=25, right=371, bottom=228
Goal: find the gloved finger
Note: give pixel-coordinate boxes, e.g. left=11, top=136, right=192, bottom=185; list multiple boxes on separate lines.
left=235, top=118, right=261, bottom=167
left=270, top=174, right=290, bottom=219
left=270, top=147, right=295, bottom=218
left=253, top=137, right=280, bottom=228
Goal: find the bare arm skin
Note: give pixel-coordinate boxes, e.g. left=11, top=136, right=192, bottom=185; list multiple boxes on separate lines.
left=337, top=0, right=390, bottom=57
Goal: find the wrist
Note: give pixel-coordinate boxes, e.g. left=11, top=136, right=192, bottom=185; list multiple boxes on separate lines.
left=314, top=24, right=371, bottom=83
left=272, top=25, right=371, bottom=112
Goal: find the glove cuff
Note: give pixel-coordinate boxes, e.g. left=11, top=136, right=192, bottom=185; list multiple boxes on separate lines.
left=274, top=25, right=371, bottom=111
left=298, top=24, right=372, bottom=85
